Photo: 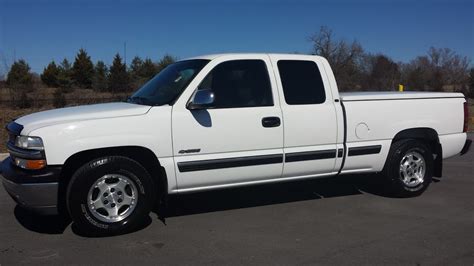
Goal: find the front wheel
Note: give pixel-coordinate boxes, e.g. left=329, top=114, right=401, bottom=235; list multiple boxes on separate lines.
left=382, top=139, right=433, bottom=197
left=66, top=156, right=156, bottom=235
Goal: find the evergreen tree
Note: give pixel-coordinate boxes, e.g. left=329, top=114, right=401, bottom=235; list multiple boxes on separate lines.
left=108, top=53, right=129, bottom=92
left=72, top=48, right=94, bottom=88
left=6, top=60, right=33, bottom=107
left=130, top=56, right=144, bottom=78
left=6, top=59, right=33, bottom=90
left=92, top=61, right=108, bottom=91
left=156, top=54, right=176, bottom=73
left=129, top=56, right=143, bottom=89
left=141, top=58, right=158, bottom=80
left=58, top=58, right=73, bottom=91
left=129, top=56, right=158, bottom=88
left=41, top=61, right=60, bottom=87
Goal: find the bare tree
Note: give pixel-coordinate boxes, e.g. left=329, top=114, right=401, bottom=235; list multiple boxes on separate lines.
left=468, top=68, right=474, bottom=98
left=402, top=47, right=470, bottom=91
left=309, top=26, right=364, bottom=91
left=0, top=51, right=10, bottom=81
left=365, top=54, right=401, bottom=91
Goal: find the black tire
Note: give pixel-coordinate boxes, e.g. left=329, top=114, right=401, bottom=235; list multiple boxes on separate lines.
left=66, top=156, right=156, bottom=235
left=382, top=139, right=433, bottom=197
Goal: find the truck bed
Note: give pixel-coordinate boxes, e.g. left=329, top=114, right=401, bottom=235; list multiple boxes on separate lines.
left=338, top=91, right=466, bottom=174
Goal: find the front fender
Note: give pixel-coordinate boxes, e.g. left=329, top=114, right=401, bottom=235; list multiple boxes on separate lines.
left=28, top=106, right=172, bottom=165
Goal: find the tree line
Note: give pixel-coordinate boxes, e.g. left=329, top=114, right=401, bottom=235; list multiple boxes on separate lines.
left=3, top=49, right=176, bottom=107
left=309, top=26, right=473, bottom=95
left=3, top=26, right=474, bottom=109
left=14, top=49, right=176, bottom=92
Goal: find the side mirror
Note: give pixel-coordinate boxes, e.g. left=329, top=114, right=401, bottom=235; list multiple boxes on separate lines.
left=187, top=89, right=215, bottom=110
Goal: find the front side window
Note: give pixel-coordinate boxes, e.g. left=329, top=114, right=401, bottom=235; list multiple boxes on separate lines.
left=198, top=60, right=273, bottom=108
left=129, top=59, right=209, bottom=106
left=278, top=60, right=326, bottom=105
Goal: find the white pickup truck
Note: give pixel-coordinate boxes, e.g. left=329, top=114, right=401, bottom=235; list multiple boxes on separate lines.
left=1, top=53, right=471, bottom=235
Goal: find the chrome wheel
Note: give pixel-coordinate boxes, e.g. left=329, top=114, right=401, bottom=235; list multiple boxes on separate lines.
left=399, top=151, right=426, bottom=187
left=87, top=174, right=138, bottom=223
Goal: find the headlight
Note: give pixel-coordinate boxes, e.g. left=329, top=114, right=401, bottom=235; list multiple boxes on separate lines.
left=15, top=136, right=44, bottom=150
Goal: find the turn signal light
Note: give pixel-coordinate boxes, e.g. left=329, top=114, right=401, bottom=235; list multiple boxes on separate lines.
left=14, top=158, right=46, bottom=170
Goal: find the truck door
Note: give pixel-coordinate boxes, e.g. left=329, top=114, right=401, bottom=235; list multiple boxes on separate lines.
left=270, top=56, right=340, bottom=178
left=172, top=55, right=284, bottom=191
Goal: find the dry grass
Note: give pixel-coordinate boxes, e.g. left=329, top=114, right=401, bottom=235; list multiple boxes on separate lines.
left=1, top=106, right=53, bottom=152
left=0, top=87, right=132, bottom=153
left=0, top=87, right=130, bottom=106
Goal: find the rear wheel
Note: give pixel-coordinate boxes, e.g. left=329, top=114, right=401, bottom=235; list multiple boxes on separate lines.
left=382, top=139, right=433, bottom=197
left=66, top=156, right=156, bottom=235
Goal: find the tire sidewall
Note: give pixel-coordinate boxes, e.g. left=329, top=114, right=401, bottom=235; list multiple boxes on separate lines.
left=390, top=141, right=433, bottom=193
left=67, top=157, right=155, bottom=234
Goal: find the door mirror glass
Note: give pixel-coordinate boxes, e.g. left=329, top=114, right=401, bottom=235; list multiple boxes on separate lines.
left=188, top=89, right=215, bottom=110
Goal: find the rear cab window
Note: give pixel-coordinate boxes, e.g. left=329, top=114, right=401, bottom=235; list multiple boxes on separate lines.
left=277, top=60, right=326, bottom=105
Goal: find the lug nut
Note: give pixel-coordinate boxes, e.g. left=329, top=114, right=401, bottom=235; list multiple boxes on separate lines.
left=117, top=191, right=122, bottom=195
left=104, top=200, right=109, bottom=204
left=111, top=203, right=116, bottom=207
left=110, top=188, right=115, bottom=192
left=118, top=199, right=122, bottom=203
left=103, top=193, right=108, bottom=197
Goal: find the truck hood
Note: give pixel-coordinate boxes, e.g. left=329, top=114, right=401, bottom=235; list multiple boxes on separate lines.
left=15, top=102, right=152, bottom=134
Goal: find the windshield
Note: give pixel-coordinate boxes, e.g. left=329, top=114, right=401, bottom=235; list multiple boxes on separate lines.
left=128, top=59, right=209, bottom=106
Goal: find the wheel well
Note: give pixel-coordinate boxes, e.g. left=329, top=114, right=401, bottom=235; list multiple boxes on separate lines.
left=392, top=128, right=443, bottom=177
left=57, top=146, right=168, bottom=214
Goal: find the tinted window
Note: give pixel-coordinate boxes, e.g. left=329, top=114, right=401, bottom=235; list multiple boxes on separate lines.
left=198, top=60, right=273, bottom=108
left=277, top=60, right=326, bottom=105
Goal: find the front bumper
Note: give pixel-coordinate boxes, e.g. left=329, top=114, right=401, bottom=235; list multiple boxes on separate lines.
left=1, top=157, right=61, bottom=215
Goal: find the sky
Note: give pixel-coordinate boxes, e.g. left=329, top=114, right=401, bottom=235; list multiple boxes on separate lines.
left=0, top=0, right=473, bottom=75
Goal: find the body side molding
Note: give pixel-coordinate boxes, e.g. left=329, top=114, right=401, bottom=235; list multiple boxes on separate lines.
left=348, top=145, right=382, bottom=156
left=177, top=154, right=283, bottom=172
left=285, top=149, right=336, bottom=162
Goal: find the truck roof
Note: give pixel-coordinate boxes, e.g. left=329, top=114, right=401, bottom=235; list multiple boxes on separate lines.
left=184, top=53, right=324, bottom=61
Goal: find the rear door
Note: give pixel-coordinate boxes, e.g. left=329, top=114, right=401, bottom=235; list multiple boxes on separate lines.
left=270, top=55, right=340, bottom=178
left=172, top=55, right=284, bottom=191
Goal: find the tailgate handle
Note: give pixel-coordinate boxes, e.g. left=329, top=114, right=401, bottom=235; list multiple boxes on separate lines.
left=262, top=117, right=281, bottom=128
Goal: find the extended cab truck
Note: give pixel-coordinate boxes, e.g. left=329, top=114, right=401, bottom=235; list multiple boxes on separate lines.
left=1, top=54, right=471, bottom=235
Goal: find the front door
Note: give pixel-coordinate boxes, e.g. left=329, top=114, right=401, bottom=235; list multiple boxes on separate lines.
left=172, top=55, right=284, bottom=191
